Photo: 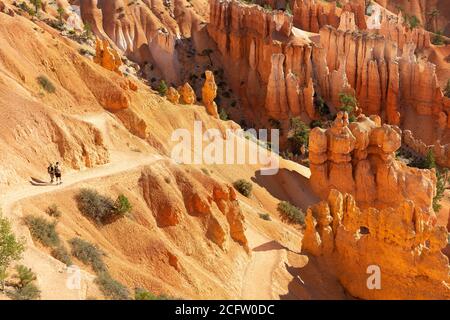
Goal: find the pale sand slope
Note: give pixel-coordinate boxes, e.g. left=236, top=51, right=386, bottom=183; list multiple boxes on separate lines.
left=0, top=110, right=345, bottom=299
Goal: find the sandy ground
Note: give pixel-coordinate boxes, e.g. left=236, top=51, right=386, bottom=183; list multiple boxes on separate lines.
left=0, top=111, right=325, bottom=300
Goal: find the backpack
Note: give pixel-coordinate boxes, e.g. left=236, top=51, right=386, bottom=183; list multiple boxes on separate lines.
left=48, top=165, right=54, bottom=174
left=54, top=165, right=61, bottom=175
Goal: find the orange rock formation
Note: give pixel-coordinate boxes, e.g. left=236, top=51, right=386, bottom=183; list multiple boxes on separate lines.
left=309, top=112, right=436, bottom=215
left=208, top=0, right=315, bottom=122
left=178, top=83, right=197, bottom=105
left=202, top=70, right=219, bottom=118
left=93, top=38, right=123, bottom=74
left=302, top=189, right=450, bottom=299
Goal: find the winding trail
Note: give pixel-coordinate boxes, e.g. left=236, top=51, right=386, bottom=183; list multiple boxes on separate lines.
left=0, top=112, right=287, bottom=300
left=0, top=153, right=165, bottom=299
left=240, top=227, right=285, bottom=299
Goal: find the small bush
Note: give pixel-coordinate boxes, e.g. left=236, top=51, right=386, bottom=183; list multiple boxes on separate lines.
left=37, top=75, right=56, bottom=93
left=288, top=117, right=310, bottom=154
left=114, top=195, right=132, bottom=215
left=96, top=272, right=130, bottom=300
left=76, top=189, right=116, bottom=224
left=69, top=238, right=106, bottom=273
left=277, top=201, right=305, bottom=226
left=46, top=204, right=62, bottom=219
left=219, top=107, right=229, bottom=121
left=158, top=80, right=168, bottom=96
left=135, top=287, right=169, bottom=300
left=233, top=179, right=253, bottom=197
left=8, top=265, right=41, bottom=300
left=0, top=214, right=25, bottom=270
left=51, top=245, right=72, bottom=266
left=25, top=216, right=60, bottom=247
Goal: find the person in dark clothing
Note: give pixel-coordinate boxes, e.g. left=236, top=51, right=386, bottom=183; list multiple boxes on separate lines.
left=47, top=163, right=55, bottom=184
left=54, top=162, right=62, bottom=185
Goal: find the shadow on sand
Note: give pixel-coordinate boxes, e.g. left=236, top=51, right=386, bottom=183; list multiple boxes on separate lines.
left=29, top=177, right=52, bottom=186
left=251, top=168, right=319, bottom=211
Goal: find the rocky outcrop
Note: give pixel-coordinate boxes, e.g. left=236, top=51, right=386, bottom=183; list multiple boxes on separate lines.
left=302, top=189, right=450, bottom=299
left=202, top=71, right=219, bottom=118
left=93, top=38, right=123, bottom=74
left=139, top=163, right=249, bottom=252
left=166, top=87, right=180, bottom=104
left=309, top=112, right=436, bottom=215
left=178, top=83, right=196, bottom=105
left=208, top=0, right=315, bottom=123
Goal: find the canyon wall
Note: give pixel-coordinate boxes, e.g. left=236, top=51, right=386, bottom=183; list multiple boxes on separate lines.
left=293, top=0, right=366, bottom=32
left=313, top=25, right=447, bottom=133
left=208, top=0, right=315, bottom=123
left=309, top=112, right=436, bottom=216
left=76, top=0, right=207, bottom=83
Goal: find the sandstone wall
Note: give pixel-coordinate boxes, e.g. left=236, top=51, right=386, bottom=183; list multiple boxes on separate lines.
left=302, top=189, right=450, bottom=299
left=309, top=112, right=437, bottom=215
left=313, top=25, right=446, bottom=128
left=208, top=0, right=315, bottom=121
left=77, top=0, right=206, bottom=83
left=292, top=0, right=366, bottom=33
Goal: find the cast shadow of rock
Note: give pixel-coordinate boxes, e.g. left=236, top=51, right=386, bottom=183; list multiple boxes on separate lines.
left=251, top=168, right=318, bottom=211
left=253, top=240, right=298, bottom=253
left=278, top=254, right=353, bottom=300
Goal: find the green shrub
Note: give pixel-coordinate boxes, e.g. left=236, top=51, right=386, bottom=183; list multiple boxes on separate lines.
left=310, top=120, right=323, bottom=129
left=76, top=188, right=117, bottom=224
left=431, top=31, right=445, bottom=45
left=288, top=117, right=310, bottom=154
left=314, top=96, right=330, bottom=117
left=114, top=195, right=132, bottom=215
left=51, top=245, right=72, bottom=266
left=25, top=216, right=60, bottom=247
left=158, top=80, right=168, bottom=96
left=69, top=238, right=106, bottom=273
left=219, top=107, right=229, bottom=121
left=277, top=201, right=305, bottom=226
left=135, top=287, right=169, bottom=300
left=96, top=272, right=130, bottom=300
left=233, top=179, right=253, bottom=197
left=0, top=214, right=25, bottom=270
left=8, top=265, right=40, bottom=300
left=46, top=204, right=62, bottom=219
left=37, top=75, right=56, bottom=93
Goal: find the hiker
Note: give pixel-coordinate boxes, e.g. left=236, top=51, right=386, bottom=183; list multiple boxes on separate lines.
left=54, top=162, right=62, bottom=185
left=47, top=163, right=55, bottom=184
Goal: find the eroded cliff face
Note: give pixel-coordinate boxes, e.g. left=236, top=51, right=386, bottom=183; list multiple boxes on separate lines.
left=309, top=112, right=436, bottom=216
left=139, top=162, right=249, bottom=252
left=302, top=189, right=450, bottom=299
left=208, top=0, right=315, bottom=125
left=76, top=0, right=208, bottom=83
left=313, top=25, right=448, bottom=141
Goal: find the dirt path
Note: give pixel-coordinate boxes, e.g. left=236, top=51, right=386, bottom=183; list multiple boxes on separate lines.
left=0, top=112, right=287, bottom=300
left=0, top=152, right=165, bottom=299
left=240, top=227, right=285, bottom=299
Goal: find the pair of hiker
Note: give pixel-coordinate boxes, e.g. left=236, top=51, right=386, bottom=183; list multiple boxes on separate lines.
left=47, top=162, right=62, bottom=184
